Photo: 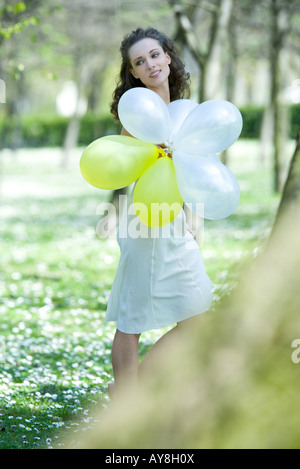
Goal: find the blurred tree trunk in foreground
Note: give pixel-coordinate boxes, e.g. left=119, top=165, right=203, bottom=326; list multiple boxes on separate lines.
left=62, top=138, right=300, bottom=449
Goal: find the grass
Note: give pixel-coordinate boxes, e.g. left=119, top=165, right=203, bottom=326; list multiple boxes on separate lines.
left=0, top=140, right=288, bottom=448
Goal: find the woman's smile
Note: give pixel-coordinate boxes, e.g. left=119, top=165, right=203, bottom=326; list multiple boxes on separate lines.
left=149, top=70, right=161, bottom=79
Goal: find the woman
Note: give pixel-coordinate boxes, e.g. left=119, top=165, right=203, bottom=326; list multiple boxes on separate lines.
left=106, top=27, right=213, bottom=396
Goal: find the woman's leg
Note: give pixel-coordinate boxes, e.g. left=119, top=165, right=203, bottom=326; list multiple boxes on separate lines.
left=138, top=313, right=206, bottom=380
left=109, top=315, right=205, bottom=395
left=111, top=329, right=141, bottom=395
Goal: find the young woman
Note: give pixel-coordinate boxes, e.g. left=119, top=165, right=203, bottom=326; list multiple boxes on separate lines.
left=106, top=27, right=213, bottom=396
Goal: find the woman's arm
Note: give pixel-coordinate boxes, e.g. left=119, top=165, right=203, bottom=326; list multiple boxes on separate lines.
left=184, top=203, right=204, bottom=248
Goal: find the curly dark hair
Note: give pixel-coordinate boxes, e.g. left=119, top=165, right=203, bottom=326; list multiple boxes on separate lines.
left=110, top=27, right=191, bottom=121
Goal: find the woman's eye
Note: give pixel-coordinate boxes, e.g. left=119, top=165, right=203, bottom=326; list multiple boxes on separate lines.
left=152, top=53, right=159, bottom=58
left=136, top=60, right=144, bottom=66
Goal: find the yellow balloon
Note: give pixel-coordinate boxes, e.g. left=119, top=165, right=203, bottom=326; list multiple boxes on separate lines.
left=133, top=156, right=183, bottom=227
left=80, top=135, right=159, bottom=190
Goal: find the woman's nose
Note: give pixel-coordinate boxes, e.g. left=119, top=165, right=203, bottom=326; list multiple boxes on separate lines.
left=146, top=58, right=155, bottom=68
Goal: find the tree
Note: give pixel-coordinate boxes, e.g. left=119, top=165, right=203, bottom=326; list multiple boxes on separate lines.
left=170, top=0, right=234, bottom=102
left=271, top=125, right=300, bottom=232
left=0, top=1, right=40, bottom=145
left=0, top=0, right=41, bottom=195
left=268, top=0, right=295, bottom=192
left=231, top=0, right=299, bottom=191
left=171, top=0, right=300, bottom=190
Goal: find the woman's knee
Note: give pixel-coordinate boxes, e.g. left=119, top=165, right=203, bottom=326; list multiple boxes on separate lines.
left=115, top=329, right=140, bottom=342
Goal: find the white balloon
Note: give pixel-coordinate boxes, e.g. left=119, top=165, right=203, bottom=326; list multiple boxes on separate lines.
left=173, top=152, right=240, bottom=220
left=173, top=100, right=243, bottom=155
left=118, top=88, right=171, bottom=144
left=167, top=99, right=198, bottom=144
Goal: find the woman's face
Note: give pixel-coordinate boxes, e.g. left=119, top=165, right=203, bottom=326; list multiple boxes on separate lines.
left=128, top=38, right=171, bottom=90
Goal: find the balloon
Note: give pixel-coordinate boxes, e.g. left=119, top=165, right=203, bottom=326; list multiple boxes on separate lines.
left=133, top=156, right=183, bottom=227
left=167, top=99, right=198, bottom=143
left=173, top=100, right=243, bottom=156
left=173, top=152, right=240, bottom=220
left=118, top=88, right=171, bottom=144
left=81, top=89, right=243, bottom=225
left=80, top=135, right=158, bottom=190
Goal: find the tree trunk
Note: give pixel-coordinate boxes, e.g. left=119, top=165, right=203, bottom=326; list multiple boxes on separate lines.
left=170, top=0, right=234, bottom=103
left=269, top=0, right=289, bottom=192
left=171, top=0, right=205, bottom=99
left=61, top=66, right=90, bottom=169
left=260, top=105, right=273, bottom=165
left=204, top=0, right=233, bottom=100
left=62, top=112, right=80, bottom=170
left=271, top=126, right=300, bottom=235
left=222, top=6, right=238, bottom=165
left=0, top=68, right=5, bottom=198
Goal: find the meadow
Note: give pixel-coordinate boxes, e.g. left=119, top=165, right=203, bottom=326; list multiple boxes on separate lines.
left=0, top=140, right=286, bottom=448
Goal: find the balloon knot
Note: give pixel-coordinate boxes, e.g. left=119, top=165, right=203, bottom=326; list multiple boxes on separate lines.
left=157, top=143, right=174, bottom=159
left=157, top=148, right=168, bottom=159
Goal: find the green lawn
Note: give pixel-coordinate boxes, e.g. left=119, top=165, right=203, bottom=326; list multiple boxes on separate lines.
left=0, top=140, right=286, bottom=448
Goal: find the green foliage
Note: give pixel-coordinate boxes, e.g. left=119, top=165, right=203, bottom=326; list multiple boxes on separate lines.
left=0, top=147, right=168, bottom=448
left=0, top=105, right=299, bottom=149
left=239, top=106, right=265, bottom=139
left=239, top=104, right=300, bottom=139
left=0, top=2, right=38, bottom=40
left=21, top=114, right=68, bottom=147
left=0, top=113, right=120, bottom=148
left=77, top=113, right=120, bottom=145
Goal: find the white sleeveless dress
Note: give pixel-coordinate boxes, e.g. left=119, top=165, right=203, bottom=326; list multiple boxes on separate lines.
left=105, top=187, right=213, bottom=334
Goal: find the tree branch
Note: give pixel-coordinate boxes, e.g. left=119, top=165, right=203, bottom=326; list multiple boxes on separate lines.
left=170, top=0, right=205, bottom=66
